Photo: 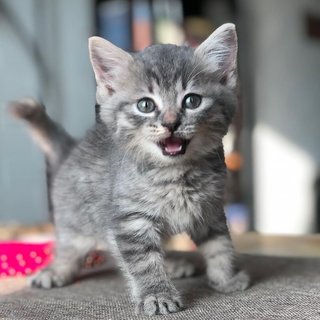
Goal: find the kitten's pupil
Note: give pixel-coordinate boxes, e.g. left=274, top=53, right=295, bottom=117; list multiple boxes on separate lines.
left=183, top=94, right=202, bottom=109
left=137, top=98, right=156, bottom=113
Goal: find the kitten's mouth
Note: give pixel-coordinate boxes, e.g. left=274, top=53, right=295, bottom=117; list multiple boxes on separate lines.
left=158, top=136, right=189, bottom=157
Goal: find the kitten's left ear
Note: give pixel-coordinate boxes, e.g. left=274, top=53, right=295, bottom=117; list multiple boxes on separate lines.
left=195, top=23, right=237, bottom=82
left=89, top=37, right=133, bottom=100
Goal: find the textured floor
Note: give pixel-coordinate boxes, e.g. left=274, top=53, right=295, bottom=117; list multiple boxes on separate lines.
left=1, top=254, right=320, bottom=319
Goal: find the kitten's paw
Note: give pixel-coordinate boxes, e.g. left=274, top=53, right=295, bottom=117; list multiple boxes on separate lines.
left=165, top=258, right=196, bottom=279
left=209, top=269, right=250, bottom=293
left=138, top=292, right=183, bottom=316
left=28, top=267, right=74, bottom=289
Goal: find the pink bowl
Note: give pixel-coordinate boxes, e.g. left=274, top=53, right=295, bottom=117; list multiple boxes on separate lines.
left=0, top=241, right=54, bottom=278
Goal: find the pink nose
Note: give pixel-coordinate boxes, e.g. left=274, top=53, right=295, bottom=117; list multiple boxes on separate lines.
left=163, top=111, right=177, bottom=124
left=161, top=111, right=180, bottom=133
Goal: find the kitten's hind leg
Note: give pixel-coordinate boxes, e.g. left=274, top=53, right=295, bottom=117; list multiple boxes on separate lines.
left=29, top=235, right=96, bottom=289
left=165, top=250, right=205, bottom=279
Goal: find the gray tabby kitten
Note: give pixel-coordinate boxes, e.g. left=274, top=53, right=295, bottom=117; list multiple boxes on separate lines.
left=10, top=23, right=249, bottom=316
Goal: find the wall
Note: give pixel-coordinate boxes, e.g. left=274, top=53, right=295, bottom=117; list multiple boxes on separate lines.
left=239, top=0, right=320, bottom=233
left=0, top=0, right=95, bottom=224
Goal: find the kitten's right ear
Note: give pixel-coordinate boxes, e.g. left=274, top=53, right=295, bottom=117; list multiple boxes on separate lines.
left=88, top=37, right=133, bottom=96
left=195, top=23, right=237, bottom=82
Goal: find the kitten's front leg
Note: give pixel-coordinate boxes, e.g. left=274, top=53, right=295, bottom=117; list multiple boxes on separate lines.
left=192, top=225, right=250, bottom=293
left=112, top=215, right=183, bottom=316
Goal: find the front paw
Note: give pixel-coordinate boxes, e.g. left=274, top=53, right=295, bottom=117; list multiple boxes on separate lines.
left=138, top=291, right=183, bottom=316
left=209, top=269, right=250, bottom=293
left=28, top=267, right=75, bottom=289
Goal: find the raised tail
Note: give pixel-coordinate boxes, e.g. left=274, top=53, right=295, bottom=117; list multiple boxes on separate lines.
left=8, top=98, right=76, bottom=172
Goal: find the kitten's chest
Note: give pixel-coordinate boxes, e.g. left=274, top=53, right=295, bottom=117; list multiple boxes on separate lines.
left=129, top=165, right=222, bottom=233
left=153, top=180, right=203, bottom=233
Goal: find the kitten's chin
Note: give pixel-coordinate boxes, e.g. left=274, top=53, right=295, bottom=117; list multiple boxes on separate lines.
left=158, top=136, right=190, bottom=157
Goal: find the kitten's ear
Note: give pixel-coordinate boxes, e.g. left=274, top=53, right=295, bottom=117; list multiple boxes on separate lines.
left=195, top=23, right=237, bottom=81
left=88, top=37, right=133, bottom=95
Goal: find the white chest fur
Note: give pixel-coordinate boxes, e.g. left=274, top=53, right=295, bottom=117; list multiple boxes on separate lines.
left=139, top=165, right=211, bottom=234
left=117, top=161, right=221, bottom=235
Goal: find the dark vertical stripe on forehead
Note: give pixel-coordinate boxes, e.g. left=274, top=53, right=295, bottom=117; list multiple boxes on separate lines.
left=150, top=70, right=161, bottom=86
left=172, top=66, right=182, bottom=87
left=136, top=44, right=195, bottom=92
left=181, top=74, right=187, bottom=90
left=143, top=66, right=161, bottom=87
left=181, top=62, right=196, bottom=90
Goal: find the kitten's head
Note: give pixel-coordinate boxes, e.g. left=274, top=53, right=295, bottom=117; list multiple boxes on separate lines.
left=89, top=23, right=238, bottom=164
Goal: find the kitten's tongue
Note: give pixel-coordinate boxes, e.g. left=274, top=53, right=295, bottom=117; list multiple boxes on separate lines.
left=163, top=137, right=183, bottom=154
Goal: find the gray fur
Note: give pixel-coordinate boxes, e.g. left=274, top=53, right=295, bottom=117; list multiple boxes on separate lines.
left=12, top=23, right=249, bottom=316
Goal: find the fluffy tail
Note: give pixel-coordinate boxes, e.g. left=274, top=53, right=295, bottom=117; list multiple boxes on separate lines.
left=8, top=98, right=76, bottom=172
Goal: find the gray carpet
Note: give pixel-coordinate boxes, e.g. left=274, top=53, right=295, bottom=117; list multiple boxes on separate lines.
left=1, top=254, right=320, bottom=320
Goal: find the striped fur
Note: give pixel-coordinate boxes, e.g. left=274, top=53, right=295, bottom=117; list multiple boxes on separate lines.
left=12, top=24, right=249, bottom=316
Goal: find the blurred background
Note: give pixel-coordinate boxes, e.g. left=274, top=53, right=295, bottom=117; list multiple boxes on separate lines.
left=1, top=0, right=320, bottom=236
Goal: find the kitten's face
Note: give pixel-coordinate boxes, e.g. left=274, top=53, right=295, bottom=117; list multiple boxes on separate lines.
left=89, top=24, right=237, bottom=164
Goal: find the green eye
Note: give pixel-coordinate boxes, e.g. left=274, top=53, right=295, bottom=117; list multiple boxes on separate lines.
left=183, top=94, right=202, bottom=109
left=137, top=98, right=156, bottom=113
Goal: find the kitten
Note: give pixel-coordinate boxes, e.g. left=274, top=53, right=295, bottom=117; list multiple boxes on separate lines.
left=9, top=23, right=249, bottom=316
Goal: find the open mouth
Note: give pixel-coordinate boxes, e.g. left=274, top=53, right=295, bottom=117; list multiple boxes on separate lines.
left=158, top=136, right=190, bottom=157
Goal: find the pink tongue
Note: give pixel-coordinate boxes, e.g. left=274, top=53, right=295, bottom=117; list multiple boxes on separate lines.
left=164, top=137, right=183, bottom=153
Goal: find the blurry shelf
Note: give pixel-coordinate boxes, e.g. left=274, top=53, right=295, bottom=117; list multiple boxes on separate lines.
left=167, top=232, right=320, bottom=258
left=232, top=232, right=320, bottom=257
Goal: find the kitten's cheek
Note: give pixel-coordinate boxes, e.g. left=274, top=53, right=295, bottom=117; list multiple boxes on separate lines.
left=140, top=141, right=163, bottom=157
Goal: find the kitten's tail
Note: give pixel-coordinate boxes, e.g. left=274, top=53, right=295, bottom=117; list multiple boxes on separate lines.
left=8, top=98, right=76, bottom=172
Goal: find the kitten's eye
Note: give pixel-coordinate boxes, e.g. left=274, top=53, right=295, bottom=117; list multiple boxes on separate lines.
left=137, top=98, right=156, bottom=113
left=183, top=94, right=202, bottom=109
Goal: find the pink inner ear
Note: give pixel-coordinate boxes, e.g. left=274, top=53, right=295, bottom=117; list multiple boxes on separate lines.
left=91, top=56, right=110, bottom=81
left=195, top=24, right=237, bottom=78
left=89, top=38, right=133, bottom=96
left=98, top=62, right=112, bottom=75
left=91, top=55, right=116, bottom=94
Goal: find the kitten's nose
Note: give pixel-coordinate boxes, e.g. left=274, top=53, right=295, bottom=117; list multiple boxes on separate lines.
left=162, top=121, right=181, bottom=133
left=161, top=111, right=180, bottom=133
